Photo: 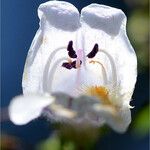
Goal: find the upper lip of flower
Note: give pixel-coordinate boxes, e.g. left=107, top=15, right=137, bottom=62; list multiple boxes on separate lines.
left=9, top=1, right=137, bottom=133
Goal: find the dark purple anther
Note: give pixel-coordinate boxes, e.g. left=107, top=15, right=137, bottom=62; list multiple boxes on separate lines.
left=67, top=41, right=77, bottom=58
left=87, top=44, right=99, bottom=58
left=62, top=60, right=82, bottom=69
left=62, top=62, right=72, bottom=69
left=71, top=61, right=76, bottom=68
left=71, top=60, right=82, bottom=68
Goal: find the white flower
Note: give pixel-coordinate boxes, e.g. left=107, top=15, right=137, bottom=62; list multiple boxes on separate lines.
left=9, top=1, right=137, bottom=133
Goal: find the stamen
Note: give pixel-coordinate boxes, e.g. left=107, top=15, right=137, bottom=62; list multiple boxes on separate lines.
left=99, top=49, right=117, bottom=86
left=72, top=60, right=82, bottom=69
left=71, top=61, right=76, bottom=69
left=89, top=60, right=108, bottom=85
left=62, top=60, right=82, bottom=70
left=47, top=57, right=69, bottom=92
left=87, top=44, right=99, bottom=58
left=67, top=41, right=77, bottom=58
left=62, top=62, right=72, bottom=69
left=43, top=46, right=66, bottom=92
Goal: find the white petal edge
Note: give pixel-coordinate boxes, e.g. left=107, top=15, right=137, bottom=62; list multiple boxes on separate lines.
left=93, top=104, right=131, bottom=133
left=9, top=94, right=54, bottom=125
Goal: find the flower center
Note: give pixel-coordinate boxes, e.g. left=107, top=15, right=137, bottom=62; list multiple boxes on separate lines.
left=86, top=86, right=111, bottom=105
left=43, top=41, right=117, bottom=95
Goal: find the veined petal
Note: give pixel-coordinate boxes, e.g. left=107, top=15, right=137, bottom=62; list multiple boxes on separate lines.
left=22, top=1, right=80, bottom=94
left=9, top=94, right=54, bottom=125
left=92, top=104, right=131, bottom=133
left=81, top=4, right=137, bottom=103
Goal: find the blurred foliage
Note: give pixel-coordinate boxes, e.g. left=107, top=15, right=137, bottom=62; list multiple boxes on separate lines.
left=126, top=0, right=149, bottom=140
left=132, top=105, right=149, bottom=138
left=127, top=0, right=149, bottom=73
left=36, top=123, right=110, bottom=150
left=124, top=0, right=149, bottom=7
left=36, top=134, right=61, bottom=150
left=58, top=124, right=99, bottom=150
left=37, top=134, right=76, bottom=150
left=128, top=10, right=148, bottom=44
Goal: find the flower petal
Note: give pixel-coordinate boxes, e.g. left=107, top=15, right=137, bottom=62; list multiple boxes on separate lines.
left=93, top=104, right=131, bottom=133
left=81, top=4, right=125, bottom=36
left=54, top=93, right=99, bottom=111
left=81, top=4, right=137, bottom=102
left=44, top=93, right=100, bottom=122
left=9, top=94, right=54, bottom=125
left=22, top=1, right=80, bottom=94
left=38, top=1, right=80, bottom=31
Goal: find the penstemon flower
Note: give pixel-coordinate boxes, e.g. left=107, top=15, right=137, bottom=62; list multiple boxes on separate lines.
left=9, top=1, right=137, bottom=133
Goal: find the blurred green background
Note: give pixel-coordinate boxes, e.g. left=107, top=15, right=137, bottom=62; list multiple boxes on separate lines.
left=1, top=0, right=149, bottom=150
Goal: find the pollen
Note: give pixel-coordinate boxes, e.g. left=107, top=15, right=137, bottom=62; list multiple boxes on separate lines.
left=87, top=86, right=111, bottom=105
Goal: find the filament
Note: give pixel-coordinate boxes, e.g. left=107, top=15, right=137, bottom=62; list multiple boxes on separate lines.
left=46, top=57, right=69, bottom=93
left=43, top=46, right=66, bottom=92
left=99, top=49, right=117, bottom=86
left=89, top=60, right=108, bottom=85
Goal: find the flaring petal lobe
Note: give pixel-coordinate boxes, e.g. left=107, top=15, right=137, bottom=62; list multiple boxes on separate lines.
left=9, top=94, right=54, bottom=125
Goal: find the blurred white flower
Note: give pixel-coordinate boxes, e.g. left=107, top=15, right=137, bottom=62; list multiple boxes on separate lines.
left=9, top=1, right=137, bottom=133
